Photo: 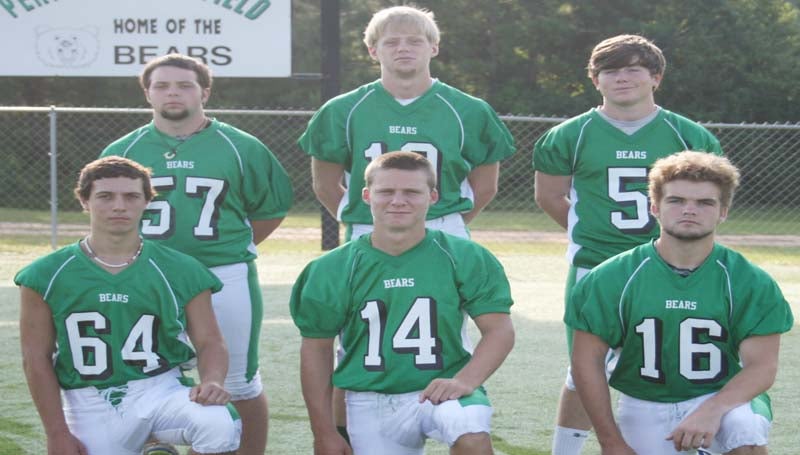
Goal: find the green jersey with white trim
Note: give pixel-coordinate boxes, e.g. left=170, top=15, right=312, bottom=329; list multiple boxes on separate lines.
left=565, top=241, right=793, bottom=403
left=533, top=108, right=722, bottom=268
left=290, top=230, right=513, bottom=393
left=298, top=80, right=516, bottom=224
left=14, top=241, right=223, bottom=390
left=102, top=119, right=293, bottom=267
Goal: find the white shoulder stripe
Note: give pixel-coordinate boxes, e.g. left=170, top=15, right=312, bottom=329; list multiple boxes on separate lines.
left=346, top=89, right=376, bottom=151
left=715, top=259, right=734, bottom=320
left=434, top=94, right=465, bottom=152
left=618, top=256, right=651, bottom=334
left=573, top=117, right=593, bottom=169
left=215, top=129, right=244, bottom=176
left=662, top=118, right=689, bottom=149
left=44, top=255, right=78, bottom=300
left=432, top=238, right=457, bottom=269
left=122, top=129, right=150, bottom=158
left=147, top=258, right=185, bottom=332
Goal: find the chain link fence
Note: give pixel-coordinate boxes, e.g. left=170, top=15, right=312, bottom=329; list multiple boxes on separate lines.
left=1, top=107, right=798, bottom=258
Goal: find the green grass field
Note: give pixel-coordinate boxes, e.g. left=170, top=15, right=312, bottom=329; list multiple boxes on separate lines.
left=0, top=227, right=798, bottom=454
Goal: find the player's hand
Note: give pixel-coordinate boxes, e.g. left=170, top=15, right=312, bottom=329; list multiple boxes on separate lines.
left=190, top=380, right=231, bottom=405
left=47, top=429, right=88, bottom=455
left=418, top=378, right=474, bottom=405
left=666, top=407, right=721, bottom=452
left=313, top=432, right=352, bottom=455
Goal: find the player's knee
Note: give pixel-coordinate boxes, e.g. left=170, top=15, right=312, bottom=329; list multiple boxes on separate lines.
left=451, top=431, right=491, bottom=452
left=716, top=403, right=769, bottom=452
left=187, top=404, right=242, bottom=453
left=225, top=371, right=263, bottom=402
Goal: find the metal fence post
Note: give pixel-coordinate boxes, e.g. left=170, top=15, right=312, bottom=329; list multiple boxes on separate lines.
left=49, top=106, right=58, bottom=250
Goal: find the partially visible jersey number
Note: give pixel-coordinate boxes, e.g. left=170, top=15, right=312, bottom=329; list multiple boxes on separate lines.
left=142, top=176, right=228, bottom=240
left=635, top=317, right=727, bottom=383
left=364, top=142, right=442, bottom=193
left=607, top=167, right=656, bottom=234
left=65, top=312, right=169, bottom=380
left=360, top=297, right=443, bottom=371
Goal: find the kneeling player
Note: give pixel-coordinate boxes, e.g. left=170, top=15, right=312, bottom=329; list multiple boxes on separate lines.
left=568, top=151, right=793, bottom=455
left=16, top=156, right=240, bottom=455
left=290, top=152, right=515, bottom=454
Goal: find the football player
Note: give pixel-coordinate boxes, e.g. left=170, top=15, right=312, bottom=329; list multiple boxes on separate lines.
left=568, top=151, right=792, bottom=454
left=290, top=152, right=515, bottom=455
left=102, top=53, right=293, bottom=455
left=532, top=34, right=723, bottom=455
left=17, top=156, right=240, bottom=455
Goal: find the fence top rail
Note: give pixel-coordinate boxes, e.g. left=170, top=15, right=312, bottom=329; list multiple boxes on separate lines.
left=0, top=106, right=798, bottom=129
left=0, top=106, right=316, bottom=116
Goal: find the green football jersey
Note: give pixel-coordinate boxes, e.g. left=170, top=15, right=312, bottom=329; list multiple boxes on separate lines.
left=533, top=108, right=722, bottom=268
left=102, top=119, right=293, bottom=267
left=14, top=241, right=223, bottom=390
left=298, top=80, right=516, bottom=224
left=290, top=230, right=513, bottom=394
left=565, top=241, right=793, bottom=403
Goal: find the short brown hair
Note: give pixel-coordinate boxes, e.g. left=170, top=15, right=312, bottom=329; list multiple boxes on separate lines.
left=139, top=53, right=213, bottom=90
left=588, top=34, right=666, bottom=79
left=364, top=151, right=436, bottom=190
left=74, top=156, right=155, bottom=202
left=649, top=151, right=740, bottom=209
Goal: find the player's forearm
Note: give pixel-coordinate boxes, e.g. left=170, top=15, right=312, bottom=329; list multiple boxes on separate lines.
left=535, top=195, right=569, bottom=229
left=22, top=355, right=70, bottom=437
left=572, top=332, right=626, bottom=447
left=195, top=342, right=229, bottom=386
left=251, top=217, right=285, bottom=244
left=454, top=314, right=514, bottom=389
left=311, top=159, right=346, bottom=219
left=300, top=338, right=338, bottom=436
left=313, top=184, right=345, bottom=219
left=463, top=163, right=499, bottom=224
left=534, top=172, right=571, bottom=229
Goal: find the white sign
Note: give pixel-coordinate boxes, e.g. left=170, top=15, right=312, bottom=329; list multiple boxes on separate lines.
left=0, top=0, right=291, bottom=77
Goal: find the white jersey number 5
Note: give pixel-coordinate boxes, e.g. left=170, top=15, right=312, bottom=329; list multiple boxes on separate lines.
left=608, top=167, right=656, bottom=234
left=142, top=176, right=228, bottom=240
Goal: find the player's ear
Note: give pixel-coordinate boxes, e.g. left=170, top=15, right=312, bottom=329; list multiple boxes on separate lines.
left=367, top=46, right=379, bottom=61
left=430, top=43, right=439, bottom=57
left=718, top=205, right=729, bottom=224
left=651, top=72, right=663, bottom=91
left=201, top=88, right=211, bottom=105
left=429, top=188, right=439, bottom=204
left=362, top=186, right=371, bottom=204
left=650, top=199, right=660, bottom=218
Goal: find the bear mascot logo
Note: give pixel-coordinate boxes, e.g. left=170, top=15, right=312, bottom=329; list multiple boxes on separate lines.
left=36, top=26, right=99, bottom=68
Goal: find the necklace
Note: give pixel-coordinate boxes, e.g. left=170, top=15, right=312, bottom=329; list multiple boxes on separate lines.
left=160, top=117, right=210, bottom=159
left=83, top=236, right=144, bottom=268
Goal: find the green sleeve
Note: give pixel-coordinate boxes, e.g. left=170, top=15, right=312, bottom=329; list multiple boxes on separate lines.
left=289, top=261, right=347, bottom=338
left=297, top=101, right=351, bottom=166
left=242, top=139, right=294, bottom=220
left=730, top=268, right=794, bottom=346
left=457, top=245, right=513, bottom=317
left=532, top=125, right=574, bottom=175
left=566, top=271, right=625, bottom=348
left=462, top=100, right=516, bottom=166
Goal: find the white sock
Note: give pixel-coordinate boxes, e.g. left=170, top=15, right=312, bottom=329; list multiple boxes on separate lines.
left=552, top=425, right=589, bottom=455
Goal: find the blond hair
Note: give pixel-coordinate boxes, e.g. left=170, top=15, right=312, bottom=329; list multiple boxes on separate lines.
left=363, top=5, right=440, bottom=49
